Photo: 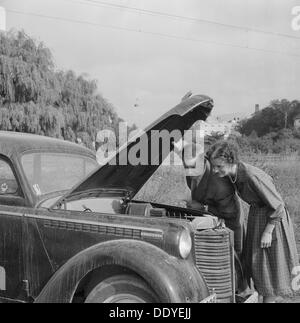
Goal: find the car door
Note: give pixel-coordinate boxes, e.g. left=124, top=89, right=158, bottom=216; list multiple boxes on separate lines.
left=0, top=157, right=26, bottom=301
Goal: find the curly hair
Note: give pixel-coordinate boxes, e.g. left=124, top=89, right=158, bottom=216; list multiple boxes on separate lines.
left=206, top=140, right=239, bottom=164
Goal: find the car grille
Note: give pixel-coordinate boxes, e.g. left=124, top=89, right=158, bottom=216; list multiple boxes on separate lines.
left=193, top=228, right=235, bottom=303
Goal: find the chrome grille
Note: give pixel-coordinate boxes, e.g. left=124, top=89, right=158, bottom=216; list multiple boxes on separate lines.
left=194, top=228, right=235, bottom=303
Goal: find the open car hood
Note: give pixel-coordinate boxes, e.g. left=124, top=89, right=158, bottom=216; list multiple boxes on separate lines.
left=54, top=94, right=213, bottom=204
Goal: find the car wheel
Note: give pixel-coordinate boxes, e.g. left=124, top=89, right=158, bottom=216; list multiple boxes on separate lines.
left=85, top=274, right=159, bottom=303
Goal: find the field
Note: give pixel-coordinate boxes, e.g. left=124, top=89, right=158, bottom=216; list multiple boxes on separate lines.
left=242, top=155, right=300, bottom=254
left=135, top=153, right=300, bottom=302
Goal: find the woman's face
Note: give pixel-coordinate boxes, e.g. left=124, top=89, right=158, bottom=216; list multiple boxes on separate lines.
left=210, top=158, right=233, bottom=177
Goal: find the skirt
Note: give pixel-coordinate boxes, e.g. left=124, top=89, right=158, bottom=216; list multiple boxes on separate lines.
left=243, top=205, right=299, bottom=296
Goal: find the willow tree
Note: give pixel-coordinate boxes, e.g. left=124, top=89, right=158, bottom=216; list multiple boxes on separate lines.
left=56, top=70, right=120, bottom=147
left=0, top=30, right=121, bottom=146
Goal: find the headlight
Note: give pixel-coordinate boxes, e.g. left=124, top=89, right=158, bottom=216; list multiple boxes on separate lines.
left=164, top=227, right=192, bottom=259
left=178, top=229, right=192, bottom=259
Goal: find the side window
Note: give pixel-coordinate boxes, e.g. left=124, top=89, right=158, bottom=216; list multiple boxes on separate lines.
left=0, top=160, right=19, bottom=195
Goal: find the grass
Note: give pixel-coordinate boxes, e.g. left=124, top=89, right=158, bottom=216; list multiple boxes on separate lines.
left=249, top=158, right=300, bottom=253
left=135, top=161, right=190, bottom=207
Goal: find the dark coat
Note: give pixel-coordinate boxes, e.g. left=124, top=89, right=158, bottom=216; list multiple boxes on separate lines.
left=186, top=158, right=245, bottom=254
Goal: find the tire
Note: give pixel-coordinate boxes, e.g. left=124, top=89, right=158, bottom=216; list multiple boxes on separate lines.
left=85, top=274, right=159, bottom=303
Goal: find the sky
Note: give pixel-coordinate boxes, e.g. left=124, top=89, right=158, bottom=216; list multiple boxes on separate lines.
left=1, top=0, right=300, bottom=128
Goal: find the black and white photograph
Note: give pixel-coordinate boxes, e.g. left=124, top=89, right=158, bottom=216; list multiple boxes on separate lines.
left=0, top=0, right=300, bottom=308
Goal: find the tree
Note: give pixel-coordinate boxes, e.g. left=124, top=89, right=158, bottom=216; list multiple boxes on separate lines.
left=237, top=99, right=296, bottom=137
left=0, top=30, right=121, bottom=148
left=0, top=30, right=59, bottom=105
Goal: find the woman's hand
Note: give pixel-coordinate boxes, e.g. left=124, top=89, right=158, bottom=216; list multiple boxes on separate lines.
left=261, top=223, right=275, bottom=248
left=261, top=232, right=272, bottom=248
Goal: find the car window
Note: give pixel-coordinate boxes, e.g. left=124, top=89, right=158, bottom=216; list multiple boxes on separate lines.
left=21, top=153, right=98, bottom=196
left=0, top=160, right=19, bottom=195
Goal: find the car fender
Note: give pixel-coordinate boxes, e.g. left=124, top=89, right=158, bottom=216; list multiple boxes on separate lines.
left=35, top=239, right=209, bottom=303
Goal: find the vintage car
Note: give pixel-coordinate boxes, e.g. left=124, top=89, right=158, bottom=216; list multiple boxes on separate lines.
left=0, top=95, right=247, bottom=303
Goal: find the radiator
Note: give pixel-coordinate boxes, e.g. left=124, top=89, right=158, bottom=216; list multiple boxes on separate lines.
left=193, top=228, right=235, bottom=303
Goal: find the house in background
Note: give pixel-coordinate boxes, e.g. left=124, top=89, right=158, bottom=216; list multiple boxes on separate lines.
left=197, top=118, right=239, bottom=139
left=294, top=114, right=300, bottom=130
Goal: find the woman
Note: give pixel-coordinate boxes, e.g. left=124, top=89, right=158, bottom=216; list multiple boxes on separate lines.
left=207, top=140, right=299, bottom=303
left=175, top=137, right=245, bottom=255
left=186, top=156, right=245, bottom=255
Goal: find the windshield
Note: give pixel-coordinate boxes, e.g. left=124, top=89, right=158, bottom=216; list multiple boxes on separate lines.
left=21, top=152, right=98, bottom=196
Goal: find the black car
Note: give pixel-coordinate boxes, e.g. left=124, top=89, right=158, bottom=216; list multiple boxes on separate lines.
left=0, top=95, right=247, bottom=303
